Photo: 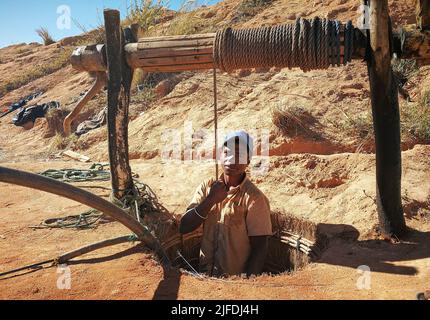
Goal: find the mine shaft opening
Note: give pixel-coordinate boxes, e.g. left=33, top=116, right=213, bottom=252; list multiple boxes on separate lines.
left=163, top=212, right=328, bottom=277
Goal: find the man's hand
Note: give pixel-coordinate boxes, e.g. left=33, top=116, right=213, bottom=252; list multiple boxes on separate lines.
left=179, top=180, right=227, bottom=235
left=207, top=180, right=228, bottom=204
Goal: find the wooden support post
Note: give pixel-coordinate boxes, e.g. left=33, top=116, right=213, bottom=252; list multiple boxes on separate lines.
left=367, top=0, right=406, bottom=237
left=416, top=0, right=430, bottom=30
left=104, top=9, right=134, bottom=200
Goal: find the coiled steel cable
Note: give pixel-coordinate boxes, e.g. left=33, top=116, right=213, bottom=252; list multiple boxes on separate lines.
left=213, top=17, right=355, bottom=73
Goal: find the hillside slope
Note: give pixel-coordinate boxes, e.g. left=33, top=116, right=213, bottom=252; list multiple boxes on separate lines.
left=0, top=0, right=429, bottom=300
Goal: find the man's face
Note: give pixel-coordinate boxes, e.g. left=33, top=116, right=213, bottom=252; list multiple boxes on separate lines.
left=220, top=142, right=250, bottom=177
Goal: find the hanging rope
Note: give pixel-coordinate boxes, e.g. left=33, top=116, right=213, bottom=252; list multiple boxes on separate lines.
left=213, top=68, right=219, bottom=180
left=214, top=17, right=355, bottom=73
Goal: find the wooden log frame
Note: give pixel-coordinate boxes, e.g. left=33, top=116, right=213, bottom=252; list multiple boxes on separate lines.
left=72, top=28, right=370, bottom=73
left=70, top=9, right=430, bottom=241
left=366, top=0, right=406, bottom=237
left=104, top=9, right=135, bottom=201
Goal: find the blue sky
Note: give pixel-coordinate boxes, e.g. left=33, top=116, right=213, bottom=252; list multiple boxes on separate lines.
left=0, top=0, right=219, bottom=48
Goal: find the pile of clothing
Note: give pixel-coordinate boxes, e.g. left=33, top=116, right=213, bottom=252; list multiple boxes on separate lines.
left=75, top=107, right=107, bottom=136
left=12, top=101, right=60, bottom=127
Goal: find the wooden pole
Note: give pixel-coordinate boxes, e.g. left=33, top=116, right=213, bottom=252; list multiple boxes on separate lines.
left=367, top=0, right=406, bottom=237
left=104, top=9, right=134, bottom=200
left=416, top=0, right=430, bottom=30
left=0, top=167, right=145, bottom=240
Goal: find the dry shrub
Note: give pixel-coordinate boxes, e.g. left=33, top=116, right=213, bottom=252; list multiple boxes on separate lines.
left=341, top=109, right=373, bottom=139
left=36, top=27, right=56, bottom=45
left=235, top=0, right=273, bottom=21
left=166, top=12, right=202, bottom=35
left=126, top=0, right=167, bottom=31
left=401, top=90, right=430, bottom=142
left=44, top=108, right=68, bottom=138
left=392, top=58, right=418, bottom=85
left=50, top=133, right=79, bottom=151
left=271, top=104, right=315, bottom=137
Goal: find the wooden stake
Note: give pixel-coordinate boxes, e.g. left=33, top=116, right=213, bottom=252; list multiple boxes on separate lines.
left=104, top=9, right=134, bottom=200
left=367, top=0, right=406, bottom=237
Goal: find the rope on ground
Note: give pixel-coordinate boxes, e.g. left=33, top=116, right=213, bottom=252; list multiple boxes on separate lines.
left=213, top=17, right=355, bottom=73
left=29, top=209, right=104, bottom=230
left=40, top=163, right=110, bottom=182
left=35, top=163, right=171, bottom=231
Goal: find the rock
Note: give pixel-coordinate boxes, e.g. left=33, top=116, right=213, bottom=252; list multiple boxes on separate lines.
left=236, top=69, right=251, bottom=77
left=155, top=79, right=173, bottom=99
left=202, top=10, right=216, bottom=19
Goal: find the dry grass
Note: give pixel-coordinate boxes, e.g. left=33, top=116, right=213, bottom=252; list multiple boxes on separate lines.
left=271, top=104, right=315, bottom=137
left=126, top=0, right=168, bottom=32
left=234, top=0, right=273, bottom=21
left=50, top=133, right=79, bottom=151
left=401, top=90, right=430, bottom=142
left=44, top=108, right=68, bottom=138
left=36, top=27, right=56, bottom=45
left=340, top=107, right=374, bottom=139
left=392, top=58, right=418, bottom=83
left=165, top=12, right=203, bottom=35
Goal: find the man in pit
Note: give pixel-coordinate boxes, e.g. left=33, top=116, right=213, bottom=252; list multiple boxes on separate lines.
left=179, top=130, right=272, bottom=277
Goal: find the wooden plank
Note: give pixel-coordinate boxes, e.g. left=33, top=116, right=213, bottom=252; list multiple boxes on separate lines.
left=137, top=38, right=214, bottom=50
left=367, top=0, right=406, bottom=237
left=104, top=9, right=134, bottom=200
left=138, top=33, right=216, bottom=42
left=136, top=54, right=213, bottom=67
left=62, top=150, right=91, bottom=163
left=125, top=43, right=213, bottom=58
left=141, top=62, right=214, bottom=72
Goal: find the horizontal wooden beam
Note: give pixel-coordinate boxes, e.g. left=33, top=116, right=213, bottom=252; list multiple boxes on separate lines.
left=71, top=26, right=368, bottom=73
